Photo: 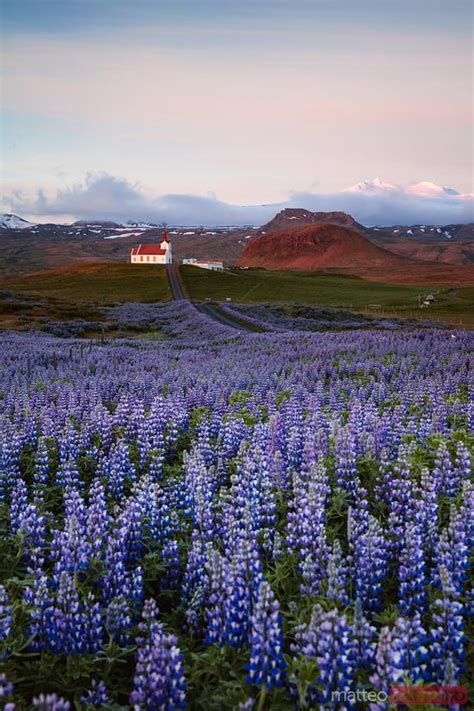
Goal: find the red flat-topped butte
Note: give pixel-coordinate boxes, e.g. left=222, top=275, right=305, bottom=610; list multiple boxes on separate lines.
left=237, top=222, right=474, bottom=285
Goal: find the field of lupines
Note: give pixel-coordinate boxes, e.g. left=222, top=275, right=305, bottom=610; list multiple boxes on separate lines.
left=0, top=305, right=473, bottom=710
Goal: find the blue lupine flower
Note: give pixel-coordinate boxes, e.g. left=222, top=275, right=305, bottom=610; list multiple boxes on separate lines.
left=292, top=604, right=355, bottom=708
left=326, top=538, right=351, bottom=605
left=429, top=567, right=465, bottom=683
left=352, top=599, right=377, bottom=669
left=161, top=539, right=181, bottom=590
left=0, top=672, right=14, bottom=700
left=130, top=599, right=186, bottom=710
left=433, top=504, right=469, bottom=597
left=334, top=425, right=358, bottom=495
left=0, top=585, right=13, bottom=648
left=32, top=693, right=71, bottom=711
left=353, top=514, right=388, bottom=612
left=398, top=521, right=427, bottom=615
left=388, top=613, right=431, bottom=684
left=315, top=609, right=355, bottom=708
left=80, top=680, right=109, bottom=707
left=246, top=580, right=286, bottom=690
left=287, top=458, right=329, bottom=596
left=34, top=437, right=50, bottom=487
left=204, top=547, right=228, bottom=648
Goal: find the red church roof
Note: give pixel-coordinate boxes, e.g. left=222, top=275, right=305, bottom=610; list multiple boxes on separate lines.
left=162, top=229, right=170, bottom=243
left=131, top=244, right=167, bottom=256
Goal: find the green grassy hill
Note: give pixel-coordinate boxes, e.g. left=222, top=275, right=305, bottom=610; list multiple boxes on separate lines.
left=2, top=263, right=171, bottom=304
left=1, top=262, right=472, bottom=330
left=181, top=266, right=474, bottom=327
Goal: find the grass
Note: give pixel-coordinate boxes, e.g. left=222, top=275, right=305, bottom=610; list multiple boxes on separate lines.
left=2, top=263, right=171, bottom=305
left=1, top=263, right=473, bottom=330
left=181, top=267, right=474, bottom=328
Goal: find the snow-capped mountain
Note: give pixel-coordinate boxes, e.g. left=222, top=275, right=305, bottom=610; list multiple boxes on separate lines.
left=344, top=178, right=470, bottom=199
left=345, top=178, right=398, bottom=194
left=0, top=213, right=36, bottom=229
left=405, top=182, right=459, bottom=198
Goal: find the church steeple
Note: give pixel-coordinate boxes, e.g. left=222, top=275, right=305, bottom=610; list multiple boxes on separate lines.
left=162, top=229, right=170, bottom=244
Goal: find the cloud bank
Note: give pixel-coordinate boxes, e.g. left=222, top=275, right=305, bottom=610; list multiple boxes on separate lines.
left=6, top=173, right=473, bottom=227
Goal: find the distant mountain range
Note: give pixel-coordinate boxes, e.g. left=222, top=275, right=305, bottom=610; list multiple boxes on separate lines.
left=343, top=177, right=472, bottom=199
left=0, top=210, right=473, bottom=277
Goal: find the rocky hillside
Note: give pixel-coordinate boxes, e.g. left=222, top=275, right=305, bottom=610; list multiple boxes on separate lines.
left=256, top=208, right=364, bottom=234
left=237, top=222, right=474, bottom=285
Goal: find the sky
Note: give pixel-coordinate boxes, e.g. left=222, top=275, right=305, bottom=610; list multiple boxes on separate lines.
left=1, top=0, right=473, bottom=225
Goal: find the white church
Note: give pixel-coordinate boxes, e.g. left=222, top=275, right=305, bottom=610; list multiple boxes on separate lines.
left=130, top=230, right=172, bottom=264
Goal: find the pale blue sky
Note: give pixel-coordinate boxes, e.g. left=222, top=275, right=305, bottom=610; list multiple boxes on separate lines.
left=1, top=1, right=472, bottom=222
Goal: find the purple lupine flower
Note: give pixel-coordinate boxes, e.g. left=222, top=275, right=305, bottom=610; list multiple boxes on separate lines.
left=118, top=497, right=143, bottom=563
left=246, top=580, right=286, bottom=690
left=236, top=425, right=277, bottom=545
left=287, top=458, right=329, bottom=596
left=225, top=510, right=264, bottom=597
left=146, top=483, right=173, bottom=542
left=224, top=565, right=251, bottom=649
left=183, top=448, right=217, bottom=543
left=106, top=439, right=136, bottom=498
left=334, top=424, right=358, bottom=495
left=130, top=598, right=186, bottom=710
left=434, top=442, right=455, bottom=496
left=292, top=604, right=355, bottom=708
left=55, top=456, right=81, bottom=490
left=181, top=536, right=208, bottom=630
left=351, top=599, right=377, bottom=670
left=315, top=609, right=355, bottom=708
left=86, top=478, right=110, bottom=560
left=460, top=480, right=474, bottom=549
left=51, top=512, right=90, bottom=578
left=0, top=433, right=21, bottom=500
left=352, top=514, right=388, bottom=612
left=204, top=547, right=228, bottom=648
left=291, top=606, right=324, bottom=707
left=326, top=539, right=351, bottom=605
left=0, top=672, right=14, bottom=697
left=454, top=441, right=471, bottom=483
left=161, top=539, right=181, bottom=590
left=388, top=613, right=431, bottom=684
left=369, top=626, right=395, bottom=708
left=429, top=567, right=465, bottom=684
left=34, top=437, right=50, bottom=487
left=398, top=521, right=427, bottom=615
left=32, top=693, right=71, bottom=711
left=43, top=572, right=103, bottom=655
left=24, top=558, right=53, bottom=652
left=418, top=466, right=439, bottom=554
left=433, top=504, right=469, bottom=598
left=105, top=597, right=132, bottom=645
left=385, top=459, right=415, bottom=560
left=103, top=503, right=144, bottom=608
left=80, top=680, right=109, bottom=707
left=0, top=584, right=13, bottom=647
left=0, top=673, right=15, bottom=710
left=9, top=478, right=29, bottom=534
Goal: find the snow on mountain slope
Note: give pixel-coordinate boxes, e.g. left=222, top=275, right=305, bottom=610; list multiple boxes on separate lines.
left=405, top=182, right=459, bottom=198
left=344, top=178, right=469, bottom=200
left=0, top=213, right=36, bottom=230
left=345, top=178, right=398, bottom=194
